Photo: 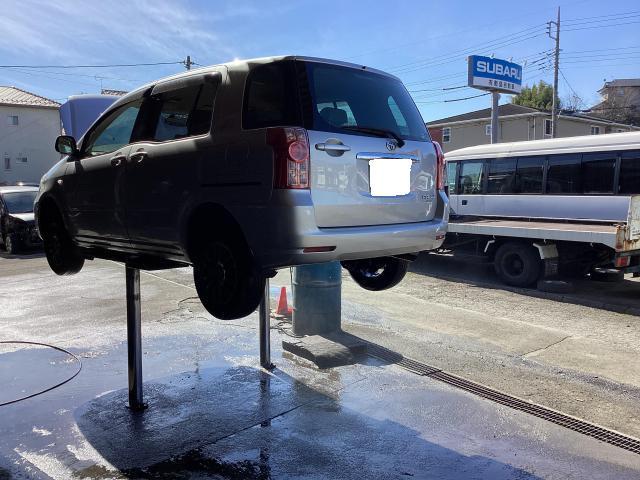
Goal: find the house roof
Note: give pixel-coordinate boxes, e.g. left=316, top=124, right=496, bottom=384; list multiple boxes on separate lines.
left=599, top=79, right=640, bottom=92
left=0, top=86, right=60, bottom=108
left=426, top=104, right=541, bottom=126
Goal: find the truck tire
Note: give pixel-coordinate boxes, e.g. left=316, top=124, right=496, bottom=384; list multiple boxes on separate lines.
left=494, top=242, right=541, bottom=287
left=40, top=207, right=84, bottom=275
left=342, top=257, right=409, bottom=291
left=590, top=268, right=624, bottom=283
left=193, top=240, right=265, bottom=320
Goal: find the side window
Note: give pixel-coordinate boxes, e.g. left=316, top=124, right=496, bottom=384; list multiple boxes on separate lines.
left=516, top=156, right=544, bottom=194
left=446, top=161, right=457, bottom=193
left=150, top=82, right=214, bottom=142
left=243, top=61, right=301, bottom=129
left=487, top=158, right=516, bottom=194
left=582, top=152, right=616, bottom=194
left=458, top=161, right=484, bottom=194
left=84, top=101, right=142, bottom=156
left=546, top=154, right=581, bottom=194
left=618, top=150, right=640, bottom=194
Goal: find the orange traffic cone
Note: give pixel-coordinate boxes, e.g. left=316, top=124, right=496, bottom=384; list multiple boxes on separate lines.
left=276, top=286, right=292, bottom=316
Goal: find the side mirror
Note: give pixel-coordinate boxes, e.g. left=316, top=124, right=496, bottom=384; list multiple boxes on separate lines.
left=55, top=135, right=78, bottom=157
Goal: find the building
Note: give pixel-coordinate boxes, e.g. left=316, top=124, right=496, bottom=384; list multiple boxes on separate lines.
left=0, top=86, right=61, bottom=185
left=591, top=79, right=640, bottom=125
left=427, top=104, right=639, bottom=153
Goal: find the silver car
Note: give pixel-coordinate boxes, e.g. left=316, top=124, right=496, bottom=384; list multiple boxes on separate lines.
left=36, top=56, right=449, bottom=319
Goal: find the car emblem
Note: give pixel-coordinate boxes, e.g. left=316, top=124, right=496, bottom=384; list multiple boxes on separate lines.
left=386, top=140, right=397, bottom=151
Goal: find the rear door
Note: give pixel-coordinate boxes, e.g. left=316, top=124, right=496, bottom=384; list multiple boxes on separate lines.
left=302, top=61, right=436, bottom=228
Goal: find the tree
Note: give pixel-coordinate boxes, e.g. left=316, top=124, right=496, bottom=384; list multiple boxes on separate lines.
left=592, top=94, right=640, bottom=126
left=511, top=81, right=559, bottom=111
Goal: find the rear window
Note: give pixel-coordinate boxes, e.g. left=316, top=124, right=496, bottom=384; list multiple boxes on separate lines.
left=306, top=62, right=429, bottom=142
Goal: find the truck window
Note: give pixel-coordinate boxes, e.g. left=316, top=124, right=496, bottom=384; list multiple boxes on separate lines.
left=618, top=150, right=640, bottom=194
left=487, top=158, right=516, bottom=194
left=516, top=156, right=544, bottom=194
left=546, top=154, right=581, bottom=194
left=582, top=152, right=616, bottom=194
left=446, top=162, right=457, bottom=193
left=458, top=161, right=484, bottom=194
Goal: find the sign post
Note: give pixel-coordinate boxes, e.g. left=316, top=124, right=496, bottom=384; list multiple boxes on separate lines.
left=468, top=55, right=523, bottom=145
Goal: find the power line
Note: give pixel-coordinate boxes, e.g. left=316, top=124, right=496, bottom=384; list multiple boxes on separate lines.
left=0, top=61, right=184, bottom=69
left=408, top=85, right=468, bottom=93
left=414, top=92, right=490, bottom=104
left=562, top=10, right=640, bottom=24
left=563, top=20, right=640, bottom=32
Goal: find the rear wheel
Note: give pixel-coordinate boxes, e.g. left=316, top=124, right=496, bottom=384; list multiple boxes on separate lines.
left=40, top=206, right=84, bottom=275
left=193, top=240, right=265, bottom=320
left=590, top=268, right=624, bottom=283
left=494, top=242, right=541, bottom=287
left=4, top=234, right=20, bottom=255
left=342, top=257, right=409, bottom=291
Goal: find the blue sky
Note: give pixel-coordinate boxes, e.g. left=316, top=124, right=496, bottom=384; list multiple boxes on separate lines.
left=1, top=0, right=639, bottom=122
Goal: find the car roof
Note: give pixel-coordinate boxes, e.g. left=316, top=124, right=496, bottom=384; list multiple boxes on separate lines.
left=0, top=186, right=39, bottom=195
left=109, top=55, right=400, bottom=111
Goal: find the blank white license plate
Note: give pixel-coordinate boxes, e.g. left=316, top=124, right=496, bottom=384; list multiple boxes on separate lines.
left=369, top=158, right=412, bottom=197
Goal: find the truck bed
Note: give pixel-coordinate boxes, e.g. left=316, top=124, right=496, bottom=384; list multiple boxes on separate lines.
left=448, top=218, right=627, bottom=250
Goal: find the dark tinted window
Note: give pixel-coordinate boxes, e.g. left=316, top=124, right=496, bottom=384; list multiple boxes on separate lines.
left=150, top=83, right=215, bottom=142
left=516, top=156, right=544, bottom=193
left=619, top=150, right=640, bottom=194
left=458, top=161, right=484, bottom=194
left=546, top=154, right=581, bottom=194
left=305, top=62, right=429, bottom=142
left=84, top=101, right=142, bottom=156
left=582, top=153, right=616, bottom=194
left=243, top=61, right=301, bottom=129
left=487, top=158, right=516, bottom=194
left=2, top=191, right=37, bottom=214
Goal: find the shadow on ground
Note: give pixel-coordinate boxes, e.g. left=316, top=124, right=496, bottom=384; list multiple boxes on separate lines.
left=75, top=366, right=541, bottom=479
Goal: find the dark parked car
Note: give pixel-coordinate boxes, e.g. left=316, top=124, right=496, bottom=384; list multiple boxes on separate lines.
left=0, top=186, right=41, bottom=254
left=36, top=56, right=449, bottom=320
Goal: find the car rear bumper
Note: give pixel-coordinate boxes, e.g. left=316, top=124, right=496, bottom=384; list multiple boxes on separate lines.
left=236, top=190, right=449, bottom=270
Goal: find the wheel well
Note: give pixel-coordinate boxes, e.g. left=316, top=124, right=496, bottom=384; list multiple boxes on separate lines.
left=37, top=196, right=62, bottom=235
left=184, top=203, right=249, bottom=261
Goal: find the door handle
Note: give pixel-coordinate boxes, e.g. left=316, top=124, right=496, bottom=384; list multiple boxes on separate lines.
left=110, top=155, right=126, bottom=167
left=315, top=143, right=351, bottom=153
left=461, top=200, right=468, bottom=205
left=129, top=151, right=148, bottom=163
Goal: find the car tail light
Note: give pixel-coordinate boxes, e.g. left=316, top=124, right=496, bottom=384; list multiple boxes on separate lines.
left=267, top=127, right=310, bottom=189
left=615, top=255, right=630, bottom=268
left=433, top=141, right=445, bottom=191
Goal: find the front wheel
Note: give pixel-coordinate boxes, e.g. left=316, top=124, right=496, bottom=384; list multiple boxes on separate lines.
left=193, top=240, right=265, bottom=320
left=5, top=234, right=20, bottom=255
left=40, top=207, right=84, bottom=275
left=342, top=257, right=410, bottom=291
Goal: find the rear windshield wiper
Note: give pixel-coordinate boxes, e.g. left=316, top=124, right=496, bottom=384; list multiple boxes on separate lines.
left=340, top=125, right=405, bottom=148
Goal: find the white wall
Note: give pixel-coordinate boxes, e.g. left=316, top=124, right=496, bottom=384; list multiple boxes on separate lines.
left=0, top=105, right=61, bottom=185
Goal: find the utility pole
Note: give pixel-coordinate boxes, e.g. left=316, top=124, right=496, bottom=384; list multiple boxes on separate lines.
left=184, top=55, right=192, bottom=71
left=490, top=92, right=500, bottom=144
left=547, top=7, right=560, bottom=138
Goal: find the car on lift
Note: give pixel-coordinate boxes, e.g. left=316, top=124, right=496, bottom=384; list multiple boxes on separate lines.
left=0, top=185, right=41, bottom=254
left=36, top=55, right=449, bottom=320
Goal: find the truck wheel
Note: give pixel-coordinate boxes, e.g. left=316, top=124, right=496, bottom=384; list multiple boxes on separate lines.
left=590, top=268, right=624, bottom=283
left=40, top=207, right=84, bottom=275
left=342, top=257, right=409, bottom=291
left=5, top=234, right=20, bottom=254
left=193, top=240, right=265, bottom=320
left=494, top=242, right=541, bottom=287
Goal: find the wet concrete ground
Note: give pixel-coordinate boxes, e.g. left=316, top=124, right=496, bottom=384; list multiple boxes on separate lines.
left=1, top=254, right=640, bottom=478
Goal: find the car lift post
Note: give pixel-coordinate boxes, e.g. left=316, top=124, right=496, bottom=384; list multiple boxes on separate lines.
left=125, top=266, right=147, bottom=411
left=259, top=279, right=275, bottom=370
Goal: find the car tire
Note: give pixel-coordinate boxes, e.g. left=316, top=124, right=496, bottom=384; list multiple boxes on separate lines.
left=193, top=240, right=265, bottom=320
left=342, top=257, right=410, bottom=291
left=5, top=234, right=20, bottom=255
left=494, top=242, right=541, bottom=287
left=40, top=207, right=84, bottom=276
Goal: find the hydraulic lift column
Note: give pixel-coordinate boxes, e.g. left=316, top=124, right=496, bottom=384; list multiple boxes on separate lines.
left=125, top=266, right=146, bottom=411
left=259, top=279, right=275, bottom=370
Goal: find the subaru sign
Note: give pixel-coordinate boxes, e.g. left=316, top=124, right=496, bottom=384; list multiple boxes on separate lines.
left=468, top=55, right=523, bottom=94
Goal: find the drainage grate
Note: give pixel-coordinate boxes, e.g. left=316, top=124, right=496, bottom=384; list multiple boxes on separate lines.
left=367, top=343, right=640, bottom=455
